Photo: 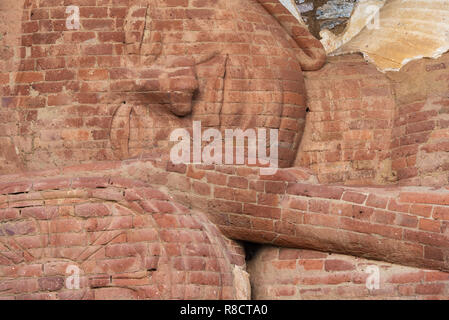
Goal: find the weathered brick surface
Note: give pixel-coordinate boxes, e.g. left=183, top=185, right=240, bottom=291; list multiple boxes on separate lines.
left=298, top=54, right=396, bottom=185
left=248, top=246, right=449, bottom=300
left=94, top=160, right=448, bottom=274
left=1, top=0, right=448, bottom=300
left=299, top=53, right=449, bottom=186
left=390, top=56, right=449, bottom=187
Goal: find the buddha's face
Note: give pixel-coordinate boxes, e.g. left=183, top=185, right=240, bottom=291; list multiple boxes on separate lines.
left=1, top=0, right=309, bottom=173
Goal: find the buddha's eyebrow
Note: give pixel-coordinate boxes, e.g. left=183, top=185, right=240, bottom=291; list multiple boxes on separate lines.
left=124, top=4, right=162, bottom=65
left=123, top=5, right=221, bottom=69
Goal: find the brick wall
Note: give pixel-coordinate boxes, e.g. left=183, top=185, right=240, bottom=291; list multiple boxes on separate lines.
left=0, top=0, right=325, bottom=173
left=390, top=55, right=449, bottom=187
left=300, top=53, right=449, bottom=187
left=299, top=54, right=396, bottom=185
left=248, top=246, right=449, bottom=300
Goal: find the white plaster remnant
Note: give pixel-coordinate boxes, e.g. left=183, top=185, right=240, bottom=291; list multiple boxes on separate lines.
left=297, top=2, right=314, bottom=13
left=320, top=0, right=449, bottom=72
left=279, top=0, right=307, bottom=25
left=232, top=265, right=251, bottom=300
left=320, top=0, right=386, bottom=53
left=316, top=0, right=356, bottom=20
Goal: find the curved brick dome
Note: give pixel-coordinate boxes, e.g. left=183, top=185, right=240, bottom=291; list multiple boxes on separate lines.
left=0, top=175, right=245, bottom=299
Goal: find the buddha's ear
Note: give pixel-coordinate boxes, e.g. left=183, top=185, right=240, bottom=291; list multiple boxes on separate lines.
left=256, top=0, right=326, bottom=71
left=124, top=4, right=162, bottom=67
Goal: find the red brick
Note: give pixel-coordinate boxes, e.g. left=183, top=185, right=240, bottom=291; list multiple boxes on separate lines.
left=400, top=192, right=449, bottom=205
left=0, top=182, right=32, bottom=194
left=0, top=208, right=20, bottom=220
left=395, top=213, right=418, bottom=228
left=228, top=176, right=248, bottom=189
left=189, top=272, right=220, bottom=286
left=127, top=229, right=158, bottom=242
left=49, top=233, right=86, bottom=246
left=433, top=206, right=449, bottom=220
left=265, top=181, right=286, bottom=194
left=415, top=283, right=445, bottom=295
left=278, top=248, right=299, bottom=260
left=410, top=204, right=432, bottom=217
left=342, top=191, right=367, bottom=204
left=134, top=188, right=169, bottom=201
left=324, top=259, right=355, bottom=271
left=36, top=58, right=65, bottom=70
left=258, top=193, right=279, bottom=206
left=78, top=69, right=109, bottom=80
left=72, top=177, right=110, bottom=188
left=33, top=178, right=70, bottom=191
left=308, top=199, right=330, bottom=213
left=366, top=194, right=388, bottom=209
left=243, top=204, right=281, bottom=219
left=192, top=181, right=210, bottom=196
left=300, top=259, right=324, bottom=271
left=272, top=260, right=297, bottom=270
left=91, top=188, right=124, bottom=202
left=234, top=189, right=257, bottom=203
left=15, top=72, right=44, bottom=83
left=152, top=200, right=176, bottom=213
left=419, top=219, right=441, bottom=232
left=45, top=69, right=75, bottom=81
left=372, top=210, right=396, bottom=224
left=424, top=246, right=444, bottom=261
left=186, top=166, right=205, bottom=180
left=287, top=197, right=307, bottom=211
left=75, top=203, right=110, bottom=217
left=389, top=272, right=423, bottom=284
left=424, top=271, right=449, bottom=281
left=287, top=184, right=344, bottom=200
left=214, top=187, right=234, bottom=200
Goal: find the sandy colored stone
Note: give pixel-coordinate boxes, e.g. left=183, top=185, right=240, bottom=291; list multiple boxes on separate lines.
left=322, top=0, right=449, bottom=71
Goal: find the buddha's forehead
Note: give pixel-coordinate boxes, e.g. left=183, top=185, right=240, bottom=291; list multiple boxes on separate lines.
left=124, top=0, right=243, bottom=19
left=19, top=0, right=280, bottom=57
left=149, top=0, right=225, bottom=9
left=129, top=0, right=260, bottom=33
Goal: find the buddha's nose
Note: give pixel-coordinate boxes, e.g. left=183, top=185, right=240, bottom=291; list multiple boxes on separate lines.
left=125, top=50, right=199, bottom=116
left=159, top=63, right=199, bottom=117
